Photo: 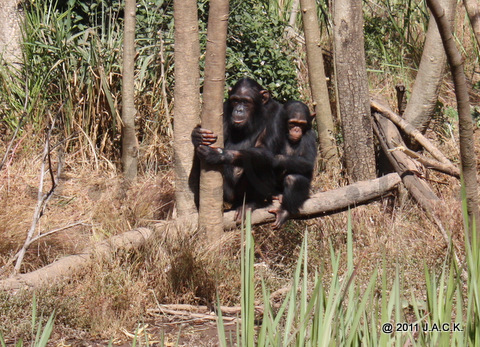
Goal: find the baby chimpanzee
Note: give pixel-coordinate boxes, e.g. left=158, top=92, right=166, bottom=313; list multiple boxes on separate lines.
left=269, top=101, right=317, bottom=229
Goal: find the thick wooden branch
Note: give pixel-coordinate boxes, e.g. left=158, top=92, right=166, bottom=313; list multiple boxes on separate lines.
left=371, top=98, right=458, bottom=171
left=373, top=111, right=440, bottom=212
left=373, top=108, right=465, bottom=278
left=390, top=140, right=460, bottom=178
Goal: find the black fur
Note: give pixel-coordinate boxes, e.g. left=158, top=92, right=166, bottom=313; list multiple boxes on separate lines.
left=191, top=78, right=284, bottom=210
left=274, top=100, right=317, bottom=215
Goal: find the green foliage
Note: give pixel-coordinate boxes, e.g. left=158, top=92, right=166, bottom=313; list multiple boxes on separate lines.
left=225, top=0, right=300, bottom=102
left=363, top=0, right=428, bottom=71
left=220, top=209, right=480, bottom=346
left=196, top=0, right=300, bottom=101
left=221, top=212, right=380, bottom=345
left=0, top=0, right=174, bottom=158
left=0, top=0, right=299, bottom=159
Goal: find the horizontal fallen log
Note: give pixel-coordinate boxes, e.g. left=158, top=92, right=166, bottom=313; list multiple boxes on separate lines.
left=223, top=172, right=402, bottom=229
left=0, top=228, right=153, bottom=291
left=0, top=173, right=401, bottom=291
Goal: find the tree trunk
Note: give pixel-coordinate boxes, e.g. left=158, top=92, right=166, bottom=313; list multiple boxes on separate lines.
left=403, top=0, right=455, bottom=134
left=0, top=0, right=23, bottom=66
left=332, top=0, right=376, bottom=182
left=289, top=0, right=300, bottom=28
left=300, top=0, right=339, bottom=169
left=121, top=0, right=139, bottom=181
left=463, top=0, right=480, bottom=53
left=286, top=0, right=300, bottom=39
left=173, top=0, right=201, bottom=217
left=199, top=0, right=229, bottom=240
left=427, top=0, right=480, bottom=236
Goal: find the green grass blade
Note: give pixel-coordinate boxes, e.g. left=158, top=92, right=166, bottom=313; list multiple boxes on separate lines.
left=283, top=235, right=304, bottom=346
left=346, top=270, right=378, bottom=346
left=37, top=312, right=55, bottom=347
left=216, top=294, right=228, bottom=347
left=0, top=332, right=6, bottom=347
left=31, top=294, right=37, bottom=337
left=241, top=210, right=255, bottom=347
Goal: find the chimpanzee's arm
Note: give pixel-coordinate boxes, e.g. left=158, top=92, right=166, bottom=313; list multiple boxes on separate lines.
left=261, top=107, right=286, bottom=155
left=197, top=146, right=274, bottom=168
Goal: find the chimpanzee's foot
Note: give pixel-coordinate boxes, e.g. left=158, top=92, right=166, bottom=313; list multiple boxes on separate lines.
left=268, top=207, right=290, bottom=229
left=234, top=203, right=255, bottom=223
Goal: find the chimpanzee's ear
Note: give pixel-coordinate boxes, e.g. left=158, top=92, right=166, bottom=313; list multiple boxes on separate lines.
left=311, top=112, right=316, bottom=118
left=228, top=87, right=233, bottom=95
left=260, top=90, right=271, bottom=104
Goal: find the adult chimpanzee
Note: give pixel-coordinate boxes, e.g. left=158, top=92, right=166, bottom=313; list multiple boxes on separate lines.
left=191, top=78, right=284, bottom=218
left=269, top=100, right=317, bottom=229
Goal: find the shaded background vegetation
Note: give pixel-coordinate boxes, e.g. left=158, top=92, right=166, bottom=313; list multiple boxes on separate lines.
left=0, top=0, right=301, bottom=162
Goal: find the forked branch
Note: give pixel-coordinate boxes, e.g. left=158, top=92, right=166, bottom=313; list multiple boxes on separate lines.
left=14, top=117, right=63, bottom=273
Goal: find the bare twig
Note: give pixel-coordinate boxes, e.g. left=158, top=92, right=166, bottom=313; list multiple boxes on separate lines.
left=148, top=303, right=265, bottom=321
left=149, top=307, right=237, bottom=322
left=390, top=139, right=460, bottom=178
left=14, top=115, right=62, bottom=273
left=152, top=304, right=263, bottom=316
left=29, top=221, right=89, bottom=244
left=1, top=221, right=90, bottom=276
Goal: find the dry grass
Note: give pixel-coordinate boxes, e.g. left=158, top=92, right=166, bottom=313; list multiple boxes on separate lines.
left=0, top=130, right=175, bottom=273
left=0, top=144, right=469, bottom=343
left=1, top=139, right=468, bottom=342
left=0, top=80, right=475, bottom=344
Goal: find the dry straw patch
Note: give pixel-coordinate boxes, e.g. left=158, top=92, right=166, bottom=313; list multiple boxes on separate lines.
left=0, top=132, right=174, bottom=275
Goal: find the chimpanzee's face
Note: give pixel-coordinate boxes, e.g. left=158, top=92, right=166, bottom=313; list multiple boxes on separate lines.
left=228, top=87, right=257, bottom=128
left=287, top=115, right=308, bottom=144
